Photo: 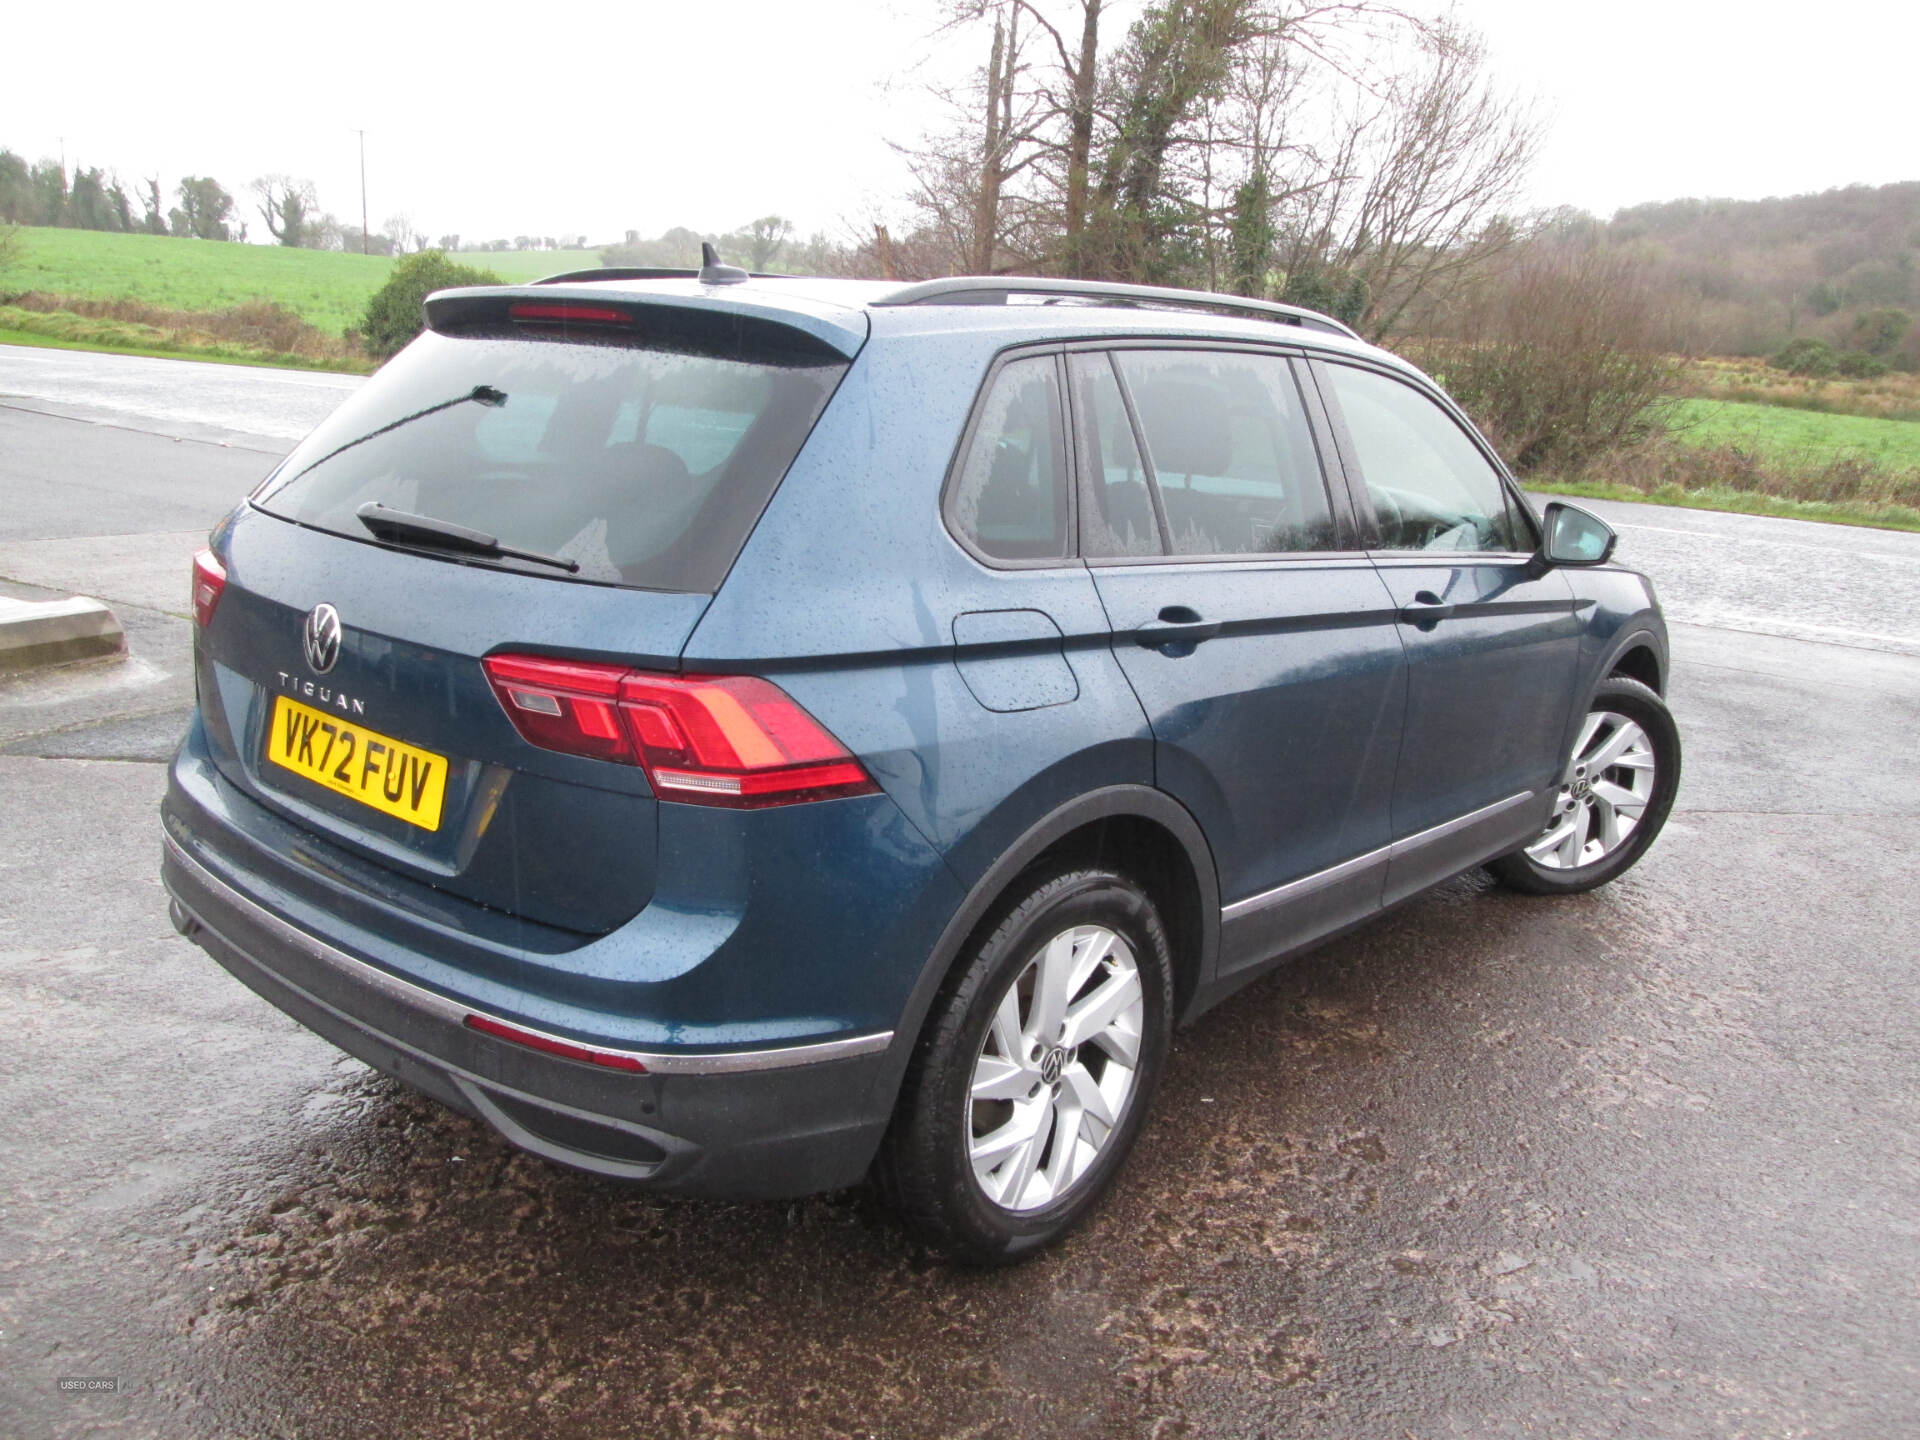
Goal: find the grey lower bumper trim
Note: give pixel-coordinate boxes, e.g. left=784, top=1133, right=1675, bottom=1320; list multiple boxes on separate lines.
left=162, top=834, right=893, bottom=1075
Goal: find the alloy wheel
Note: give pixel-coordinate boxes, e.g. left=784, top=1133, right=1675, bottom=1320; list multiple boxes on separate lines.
left=967, top=923, right=1145, bottom=1213
left=1528, top=709, right=1658, bottom=870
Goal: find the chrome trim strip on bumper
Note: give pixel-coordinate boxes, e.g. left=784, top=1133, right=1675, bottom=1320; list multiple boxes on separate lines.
left=162, top=834, right=894, bottom=1075
left=1220, top=790, right=1536, bottom=923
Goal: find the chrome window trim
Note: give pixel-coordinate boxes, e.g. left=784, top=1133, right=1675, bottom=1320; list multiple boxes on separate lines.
left=1366, top=551, right=1539, bottom=566
left=1083, top=550, right=1381, bottom=570
left=1220, top=790, right=1536, bottom=922
left=164, top=835, right=893, bottom=1075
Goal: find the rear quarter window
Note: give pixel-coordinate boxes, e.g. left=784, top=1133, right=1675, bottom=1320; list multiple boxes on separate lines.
left=945, top=354, right=1071, bottom=563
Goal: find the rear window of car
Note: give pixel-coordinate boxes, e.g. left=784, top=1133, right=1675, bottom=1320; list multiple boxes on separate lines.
left=252, top=326, right=849, bottom=594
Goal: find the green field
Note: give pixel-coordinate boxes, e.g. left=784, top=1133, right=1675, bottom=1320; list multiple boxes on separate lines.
left=456, top=248, right=604, bottom=282
left=1, top=227, right=601, bottom=334
left=1668, top=396, right=1920, bottom=469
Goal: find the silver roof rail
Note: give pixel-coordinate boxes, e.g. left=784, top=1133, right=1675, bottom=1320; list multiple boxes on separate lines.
left=872, top=275, right=1361, bottom=340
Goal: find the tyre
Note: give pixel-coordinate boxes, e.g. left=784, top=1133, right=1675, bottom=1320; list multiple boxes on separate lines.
left=1489, top=675, right=1681, bottom=896
left=875, top=868, right=1174, bottom=1265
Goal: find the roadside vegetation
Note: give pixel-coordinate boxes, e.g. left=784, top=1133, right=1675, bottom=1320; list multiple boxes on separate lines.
left=0, top=284, right=369, bottom=371
left=0, top=229, right=519, bottom=370
left=359, top=252, right=503, bottom=359
left=1675, top=355, right=1920, bottom=423
left=4, top=16, right=1919, bottom=533
left=1529, top=387, right=1920, bottom=532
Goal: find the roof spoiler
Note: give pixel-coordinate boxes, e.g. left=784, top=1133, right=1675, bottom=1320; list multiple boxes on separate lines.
left=420, top=284, right=869, bottom=359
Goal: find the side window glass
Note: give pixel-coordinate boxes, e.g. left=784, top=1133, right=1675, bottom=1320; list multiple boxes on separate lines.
left=1116, top=350, right=1337, bottom=556
left=1071, top=353, right=1164, bottom=558
left=1320, top=363, right=1523, bottom=552
left=947, top=356, right=1070, bottom=562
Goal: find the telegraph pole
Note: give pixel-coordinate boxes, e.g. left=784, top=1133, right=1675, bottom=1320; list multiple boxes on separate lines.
left=356, top=130, right=369, bottom=255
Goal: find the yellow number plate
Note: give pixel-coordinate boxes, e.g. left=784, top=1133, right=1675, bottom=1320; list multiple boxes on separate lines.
left=266, top=694, right=448, bottom=832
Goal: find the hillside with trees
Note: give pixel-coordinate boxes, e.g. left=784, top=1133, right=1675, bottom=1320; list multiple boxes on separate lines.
left=1597, top=183, right=1920, bottom=368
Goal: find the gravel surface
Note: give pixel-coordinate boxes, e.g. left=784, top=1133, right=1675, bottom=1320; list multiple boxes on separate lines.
left=3, top=345, right=1915, bottom=1438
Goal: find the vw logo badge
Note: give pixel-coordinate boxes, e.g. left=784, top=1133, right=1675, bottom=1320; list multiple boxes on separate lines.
left=303, top=603, right=343, bottom=675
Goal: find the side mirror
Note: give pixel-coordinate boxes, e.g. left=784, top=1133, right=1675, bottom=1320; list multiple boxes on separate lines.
left=1539, top=501, right=1617, bottom=567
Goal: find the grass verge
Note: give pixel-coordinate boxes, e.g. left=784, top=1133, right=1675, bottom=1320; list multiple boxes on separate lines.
left=1532, top=478, right=1920, bottom=534
left=0, top=306, right=372, bottom=374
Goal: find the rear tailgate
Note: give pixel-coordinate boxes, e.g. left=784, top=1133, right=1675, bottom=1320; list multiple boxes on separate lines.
left=196, top=289, right=858, bottom=934
left=198, top=514, right=704, bottom=933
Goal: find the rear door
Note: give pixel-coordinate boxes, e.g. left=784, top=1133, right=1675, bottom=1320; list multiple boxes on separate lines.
left=1073, top=346, right=1407, bottom=971
left=200, top=305, right=852, bottom=933
left=1308, top=358, right=1580, bottom=904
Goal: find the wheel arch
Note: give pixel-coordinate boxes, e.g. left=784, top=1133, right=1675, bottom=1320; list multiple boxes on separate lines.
left=1605, top=632, right=1666, bottom=696
left=868, top=785, right=1221, bottom=1116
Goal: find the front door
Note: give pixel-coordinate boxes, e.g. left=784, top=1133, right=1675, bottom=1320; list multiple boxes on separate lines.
left=1310, top=359, right=1582, bottom=904
left=1071, top=348, right=1407, bottom=970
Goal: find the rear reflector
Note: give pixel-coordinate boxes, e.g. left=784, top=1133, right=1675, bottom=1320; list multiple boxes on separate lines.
left=507, top=302, right=635, bottom=327
left=482, top=653, right=881, bottom=809
left=191, top=547, right=226, bottom=628
left=463, top=1014, right=648, bottom=1072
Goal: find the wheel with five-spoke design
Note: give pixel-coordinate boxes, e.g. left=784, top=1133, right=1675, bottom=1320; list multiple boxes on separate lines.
left=875, top=868, right=1173, bottom=1264
left=1489, top=675, right=1681, bottom=896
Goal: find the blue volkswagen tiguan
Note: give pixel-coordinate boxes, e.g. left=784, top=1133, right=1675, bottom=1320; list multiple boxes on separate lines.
left=162, top=262, right=1679, bottom=1263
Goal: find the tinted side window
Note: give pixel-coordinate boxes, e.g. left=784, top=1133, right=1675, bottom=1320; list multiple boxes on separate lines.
left=1117, top=350, right=1336, bottom=556
left=1071, top=353, right=1164, bottom=558
left=1320, top=362, right=1523, bottom=552
left=947, top=355, right=1071, bottom=562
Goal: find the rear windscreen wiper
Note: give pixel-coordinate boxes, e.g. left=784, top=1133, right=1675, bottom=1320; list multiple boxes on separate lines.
left=355, top=502, right=581, bottom=574
left=277, top=384, right=509, bottom=488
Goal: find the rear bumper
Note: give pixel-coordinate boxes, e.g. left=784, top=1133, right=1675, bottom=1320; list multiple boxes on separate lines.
left=162, top=834, right=897, bottom=1196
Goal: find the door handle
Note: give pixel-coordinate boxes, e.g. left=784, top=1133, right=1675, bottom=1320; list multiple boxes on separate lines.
left=1398, top=590, right=1454, bottom=626
left=1133, top=606, right=1222, bottom=650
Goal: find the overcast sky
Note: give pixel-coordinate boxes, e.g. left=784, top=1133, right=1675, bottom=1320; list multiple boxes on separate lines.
left=6, top=1, right=1916, bottom=247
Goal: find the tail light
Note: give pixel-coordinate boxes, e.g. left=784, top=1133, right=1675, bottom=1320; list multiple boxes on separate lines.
left=191, top=548, right=226, bottom=628
left=508, top=302, right=635, bottom=327
left=482, top=653, right=881, bottom=809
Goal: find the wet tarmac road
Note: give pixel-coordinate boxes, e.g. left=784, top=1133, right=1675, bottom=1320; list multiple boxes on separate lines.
left=3, top=348, right=1918, bottom=1437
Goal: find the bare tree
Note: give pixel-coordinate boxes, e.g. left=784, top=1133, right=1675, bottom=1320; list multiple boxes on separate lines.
left=971, top=7, right=1016, bottom=272
left=879, top=0, right=1539, bottom=322
left=745, top=215, right=794, bottom=270
left=893, top=1, right=1056, bottom=275
left=253, top=175, right=318, bottom=248
left=1409, top=237, right=1686, bottom=472
left=1274, top=19, right=1543, bottom=337
left=382, top=214, right=420, bottom=253
left=140, top=177, right=166, bottom=234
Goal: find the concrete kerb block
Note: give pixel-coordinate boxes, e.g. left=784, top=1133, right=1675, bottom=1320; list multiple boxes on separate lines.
left=0, top=595, right=127, bottom=674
